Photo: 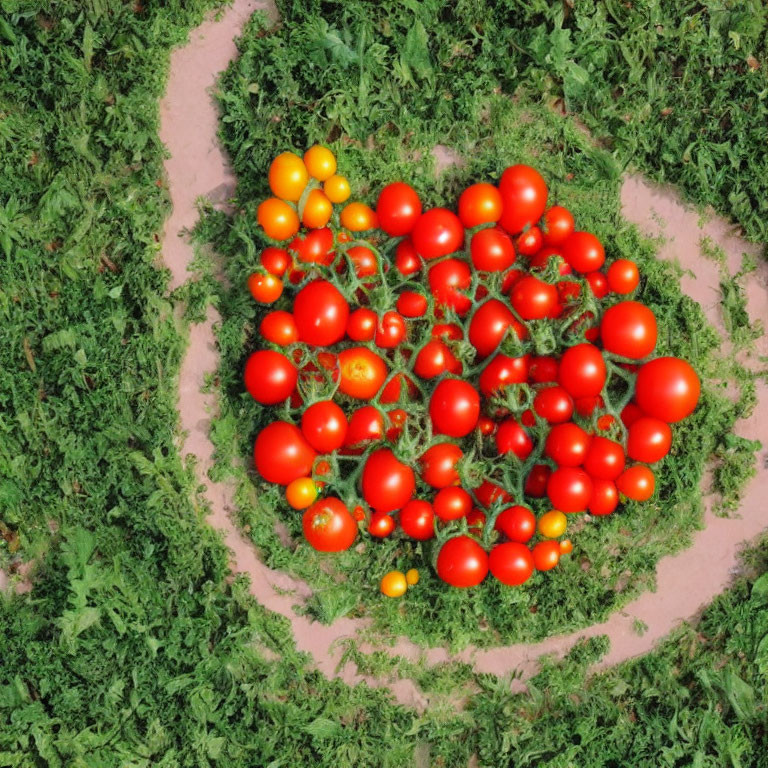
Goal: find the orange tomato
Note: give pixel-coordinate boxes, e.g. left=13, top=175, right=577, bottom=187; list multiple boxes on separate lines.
left=559, top=539, right=573, bottom=555
left=286, top=477, right=318, bottom=510
left=338, top=347, right=388, bottom=399
left=268, top=152, right=308, bottom=201
left=257, top=198, right=299, bottom=241
left=301, top=189, right=333, bottom=228
left=304, top=145, right=337, bottom=181
left=537, top=510, right=567, bottom=539
left=380, top=570, right=408, bottom=598
left=323, top=174, right=351, bottom=203
left=247, top=272, right=283, bottom=303
left=405, top=568, right=419, bottom=586
left=340, top=202, right=378, bottom=231
left=532, top=540, right=561, bottom=571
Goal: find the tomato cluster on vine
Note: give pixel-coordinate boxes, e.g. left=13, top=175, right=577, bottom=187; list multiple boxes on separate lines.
left=245, top=146, right=701, bottom=591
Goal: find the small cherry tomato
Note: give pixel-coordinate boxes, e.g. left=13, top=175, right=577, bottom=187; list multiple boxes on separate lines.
left=532, top=540, right=561, bottom=571
left=489, top=542, right=534, bottom=586
left=395, top=239, right=422, bottom=275
left=561, top=231, right=605, bottom=274
left=542, top=206, right=575, bottom=245
left=303, top=145, right=336, bottom=181
left=257, top=197, right=300, bottom=241
left=374, top=311, right=407, bottom=349
left=616, top=465, right=655, bottom=501
left=260, top=311, right=299, bottom=346
left=405, top=568, right=419, bottom=586
left=495, top=505, right=536, bottom=544
left=347, top=245, right=378, bottom=277
left=588, top=478, right=619, bottom=515
left=323, top=174, right=350, bottom=203
left=525, top=464, right=551, bottom=497
left=547, top=467, right=593, bottom=513
left=433, top=486, right=473, bottom=521
left=286, top=477, right=318, bottom=509
left=340, top=201, right=378, bottom=231
left=268, top=151, right=308, bottom=201
left=420, top=442, right=462, bottom=488
left=346, top=307, right=377, bottom=341
left=436, top=536, right=488, bottom=588
left=412, top=208, right=464, bottom=260
left=585, top=271, right=609, bottom=298
left=380, top=570, right=408, bottom=597
left=301, top=400, right=348, bottom=453
left=470, top=227, right=516, bottom=272
left=376, top=182, right=422, bottom=236
left=260, top=246, right=290, bottom=276
left=627, top=417, right=672, bottom=463
left=537, top=510, right=567, bottom=538
left=560, top=539, right=573, bottom=554
left=458, top=183, right=503, bottom=228
left=399, top=500, right=436, bottom=540
left=607, top=259, right=640, bottom=293
left=369, top=512, right=396, bottom=538
left=248, top=272, right=283, bottom=303
left=303, top=497, right=357, bottom=552
left=396, top=291, right=428, bottom=318
left=516, top=226, right=544, bottom=256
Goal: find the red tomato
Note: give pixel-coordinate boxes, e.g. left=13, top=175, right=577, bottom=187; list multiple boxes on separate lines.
left=468, top=299, right=526, bottom=359
left=395, top=239, right=421, bottom=275
left=600, top=301, right=657, bottom=360
left=511, top=275, right=559, bottom=320
left=254, top=421, right=316, bottom=485
left=479, top=354, right=530, bottom=396
left=346, top=307, right=377, bottom=341
left=369, top=512, right=396, bottom=538
left=412, top=208, right=464, bottom=259
left=496, top=418, right=533, bottom=460
left=525, top=464, right=551, bottom=497
left=547, top=467, right=593, bottom=513
left=542, top=206, right=575, bottom=245
left=399, top=500, right=436, bottom=540
left=386, top=408, right=407, bottom=441
left=420, top=443, right=462, bottom=488
left=466, top=508, right=487, bottom=536
left=434, top=486, right=473, bottom=521
left=431, top=322, right=463, bottom=341
left=574, top=395, right=603, bottom=417
left=583, top=436, right=626, bottom=480
left=616, top=465, right=655, bottom=501
left=396, top=291, right=428, bottom=318
left=490, top=542, right=534, bottom=585
left=380, top=372, right=418, bottom=404
left=477, top=416, right=496, bottom=436
left=607, top=259, right=640, bottom=294
left=261, top=246, right=290, bottom=276
left=248, top=272, right=283, bottom=303
left=290, top=227, right=334, bottom=265
left=470, top=227, right=516, bottom=272
left=429, top=379, right=480, bottom=437
left=344, top=405, right=384, bottom=448
left=259, top=311, right=298, bottom=346
left=635, top=357, right=700, bottom=423
left=428, top=258, right=472, bottom=315
left=586, top=271, right=609, bottom=298
left=495, top=505, right=536, bottom=543
left=293, top=280, right=349, bottom=346
left=414, top=340, right=460, bottom=379
left=544, top=422, right=591, bottom=467
left=558, top=343, right=606, bottom=398
left=533, top=385, right=574, bottom=424
left=529, top=246, right=572, bottom=275
left=516, top=226, right=543, bottom=256
left=362, top=448, right=415, bottom=512
left=588, top=478, right=619, bottom=515
left=498, top=164, right=548, bottom=234
left=244, top=350, right=297, bottom=404
left=474, top=480, right=512, bottom=508
left=532, top=540, right=560, bottom=571
left=627, top=417, right=672, bottom=463
left=529, top=356, right=559, bottom=383
left=303, top=497, right=357, bottom=552
left=301, top=400, right=348, bottom=453
left=376, top=182, right=422, bottom=236
left=561, top=231, right=605, bottom=273
left=374, top=311, right=407, bottom=349
left=621, top=402, right=644, bottom=427
left=436, top=536, right=489, bottom=588
left=458, top=183, right=503, bottom=228
left=338, top=347, right=387, bottom=399
left=347, top=245, right=377, bottom=278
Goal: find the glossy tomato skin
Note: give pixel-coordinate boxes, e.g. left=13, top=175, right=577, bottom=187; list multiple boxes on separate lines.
left=368, top=512, right=396, bottom=538
left=544, top=422, right=591, bottom=467
left=511, top=276, right=559, bottom=320
left=547, top=467, right=593, bottom=513
left=399, top=500, right=436, bottom=540
left=396, top=291, right=428, bottom=318
left=586, top=271, right=609, bottom=298
left=583, top=436, right=626, bottom=480
left=496, top=418, right=534, bottom=460
left=616, top=465, right=655, bottom=501
left=361, top=448, right=415, bottom=512
left=436, top=536, right=489, bottom=588
left=301, top=400, right=348, bottom=453
left=533, top=385, right=574, bottom=424
left=600, top=301, right=658, bottom=360
left=543, top=206, right=575, bottom=245
left=290, top=227, right=334, bottom=264
left=414, top=340, right=459, bottom=379
left=469, top=299, right=526, bottom=359
left=434, top=486, right=473, bottom=521
left=347, top=245, right=377, bottom=278
left=376, top=182, right=422, bottom=236
left=470, top=227, right=516, bottom=272
left=558, top=343, right=606, bottom=399
left=260, top=311, right=299, bottom=346
left=261, top=246, right=290, bottom=276
left=495, top=505, right=536, bottom=543
left=374, top=311, right=407, bottom=349
left=380, top=372, right=418, bottom=404
left=412, top=208, right=464, bottom=259
left=627, top=417, right=672, bottom=463
left=621, top=402, right=644, bottom=427
left=498, top=165, right=548, bottom=234
left=588, top=478, right=619, bottom=515
left=303, top=497, right=357, bottom=552
left=254, top=421, right=316, bottom=485
left=516, top=226, right=544, bottom=256
left=532, top=540, right=561, bottom=571
left=395, top=239, right=422, bottom=275
left=338, top=347, right=387, bottom=399
left=458, top=183, right=503, bottom=228
left=561, top=231, right=605, bottom=273
left=244, top=350, right=297, bottom=404
left=490, top=542, right=534, bottom=585
left=607, top=259, right=640, bottom=294
left=525, top=464, right=551, bottom=497
left=420, top=443, right=462, bottom=488
left=428, top=258, right=472, bottom=315
left=344, top=405, right=384, bottom=448
left=635, top=357, right=700, bottom=423
left=346, top=307, right=377, bottom=341
left=293, top=280, right=349, bottom=346
left=479, top=354, right=530, bottom=396
left=473, top=480, right=512, bottom=508
left=529, top=356, right=559, bottom=383
left=430, top=379, right=480, bottom=437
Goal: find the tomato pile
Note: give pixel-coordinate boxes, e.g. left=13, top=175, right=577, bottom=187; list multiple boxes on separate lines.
left=246, top=146, right=701, bottom=591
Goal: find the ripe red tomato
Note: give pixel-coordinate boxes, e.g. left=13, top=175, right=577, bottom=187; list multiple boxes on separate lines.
left=490, top=542, right=534, bottom=585
left=600, top=301, right=657, bottom=360
left=585, top=271, right=609, bottom=298
left=428, top=258, right=472, bottom=315
left=529, top=356, right=559, bottom=383
left=627, top=417, right=672, bottom=463
left=344, top=405, right=384, bottom=448
left=385, top=408, right=407, bottom=441
left=516, top=226, right=543, bottom=256
left=621, top=402, right=644, bottom=427
left=346, top=307, right=377, bottom=341
left=458, top=183, right=503, bottom=228
left=347, top=245, right=377, bottom=277
left=479, top=353, right=530, bottom=396
left=511, top=275, right=559, bottom=320
left=477, top=416, right=496, bottom=436
left=301, top=400, right=348, bottom=453
left=498, top=165, right=548, bottom=234
left=361, top=448, right=415, bottom=512
left=261, top=246, right=290, bottom=276
left=542, top=206, right=575, bottom=245
left=303, top=497, right=357, bottom=552
left=431, top=322, right=463, bottom=341
left=434, top=486, right=473, bottom=521
left=290, top=227, right=334, bottom=265
left=259, top=311, right=299, bottom=346
left=338, top=347, right=387, bottom=399
left=558, top=344, right=606, bottom=398
left=588, top=478, right=619, bottom=515
left=583, top=436, right=626, bottom=480
left=574, top=395, right=603, bottom=417
left=374, top=311, right=407, bottom=349
left=293, top=280, right=349, bottom=346
left=545, top=422, right=591, bottom=467
left=436, top=536, right=489, bottom=588
left=380, top=372, right=418, bottom=404
left=533, top=385, right=574, bottom=424
left=244, top=350, right=297, bottom=404
left=635, top=357, right=700, bottom=423
left=429, top=379, right=480, bottom=437
left=532, top=540, right=560, bottom=571
left=420, top=442, right=462, bottom=488
left=547, top=467, right=593, bottom=512
left=495, top=418, right=533, bottom=460
left=376, top=182, right=422, bottom=236
left=414, top=340, right=460, bottom=379
left=254, top=421, right=316, bottom=485
left=473, top=480, right=512, bottom=508
left=561, top=231, right=605, bottom=273
left=470, top=227, right=516, bottom=272
left=528, top=246, right=572, bottom=275
left=412, top=208, right=464, bottom=259
left=368, top=511, right=396, bottom=538
left=396, top=291, right=427, bottom=318
left=399, top=500, right=435, bottom=540
left=469, top=299, right=526, bottom=359
left=395, top=238, right=421, bottom=275
left=495, top=505, right=536, bottom=543
left=616, top=465, right=655, bottom=501
left=525, top=464, right=551, bottom=497
left=248, top=272, right=283, bottom=303
left=607, top=259, right=640, bottom=294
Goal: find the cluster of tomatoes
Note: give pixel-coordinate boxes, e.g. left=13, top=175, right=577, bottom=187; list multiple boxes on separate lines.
left=245, top=146, right=701, bottom=591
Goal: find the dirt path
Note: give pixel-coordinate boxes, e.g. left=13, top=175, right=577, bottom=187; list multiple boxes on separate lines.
left=159, top=0, right=768, bottom=707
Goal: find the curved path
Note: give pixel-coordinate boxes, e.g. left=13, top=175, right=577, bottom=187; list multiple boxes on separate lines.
left=159, top=0, right=768, bottom=709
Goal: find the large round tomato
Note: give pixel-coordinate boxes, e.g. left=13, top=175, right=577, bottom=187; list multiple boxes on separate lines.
left=583, top=436, right=626, bottom=480
left=470, top=227, right=516, bottom=272
left=511, top=276, right=559, bottom=320
left=561, top=231, right=605, bottom=273
left=458, top=183, right=503, bottom=228
left=254, top=421, right=316, bottom=485
left=411, top=208, right=464, bottom=259
left=542, top=205, right=575, bottom=245
left=544, top=422, right=591, bottom=467
left=434, top=486, right=473, bottom=521
left=420, top=443, right=462, bottom=488
left=399, top=500, right=435, bottom=540
left=558, top=343, right=606, bottom=398
left=616, top=465, right=655, bottom=501
left=547, top=467, right=593, bottom=513
left=302, top=497, right=357, bottom=552
left=244, top=350, right=297, bottom=404
left=496, top=418, right=533, bottom=460
left=479, top=354, right=530, bottom=396
left=428, top=258, right=472, bottom=315
left=301, top=400, right=348, bottom=453
left=627, top=417, right=672, bottom=463
left=376, top=182, right=422, bottom=236
left=361, top=448, right=415, bottom=512
left=489, top=543, right=534, bottom=585
left=469, top=299, right=526, bottom=359
left=343, top=405, right=384, bottom=448
left=436, top=536, right=488, bottom=588
left=338, top=347, right=387, bottom=399
left=498, top=164, right=548, bottom=234
left=429, top=379, right=480, bottom=437
left=533, top=385, right=574, bottom=424
left=293, top=280, right=349, bottom=346
left=495, top=505, right=536, bottom=543
left=600, top=301, right=657, bottom=360
left=635, top=357, right=700, bottom=423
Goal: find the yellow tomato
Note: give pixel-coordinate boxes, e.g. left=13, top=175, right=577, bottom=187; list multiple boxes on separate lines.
left=323, top=174, right=351, bottom=203
left=560, top=539, right=573, bottom=555
left=268, top=152, right=309, bottom=201
left=340, top=201, right=378, bottom=232
left=538, top=510, right=568, bottom=539
left=303, top=145, right=337, bottom=181
left=247, top=272, right=283, bottom=304
left=405, top=568, right=419, bottom=586
left=301, top=189, right=333, bottom=229
left=285, top=478, right=318, bottom=510
left=380, top=570, right=407, bottom=598
left=257, top=198, right=300, bottom=241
